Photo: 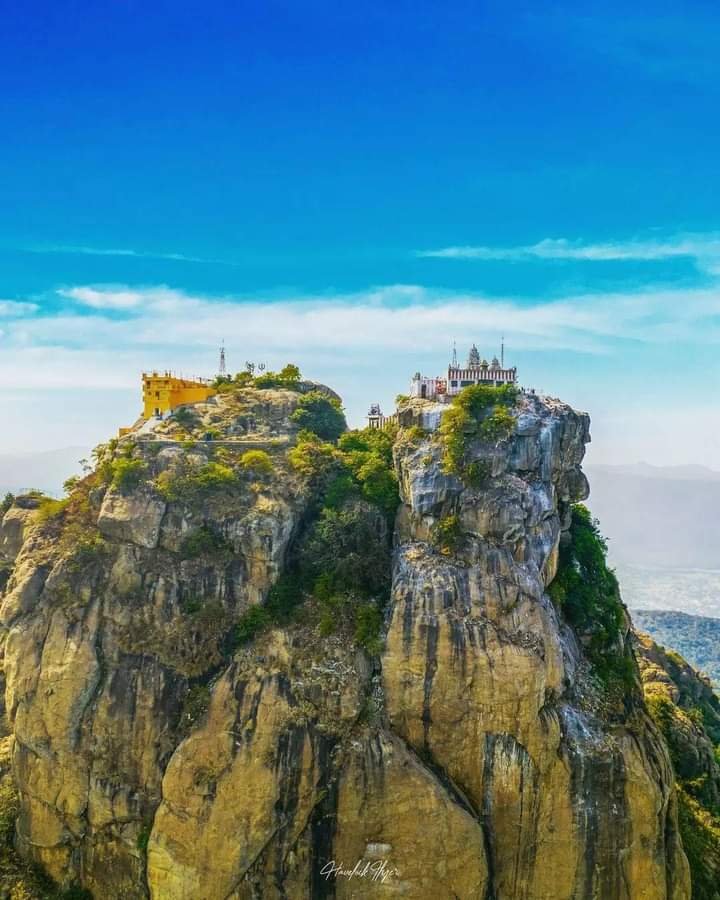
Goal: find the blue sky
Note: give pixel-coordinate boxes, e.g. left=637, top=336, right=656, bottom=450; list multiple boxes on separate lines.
left=2, top=1, right=720, bottom=464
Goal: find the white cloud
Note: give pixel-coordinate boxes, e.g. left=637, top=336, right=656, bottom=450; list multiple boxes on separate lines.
left=417, top=232, right=720, bottom=270
left=0, top=300, right=38, bottom=316
left=1, top=280, right=719, bottom=464
left=3, top=280, right=720, bottom=369
left=60, top=286, right=148, bottom=310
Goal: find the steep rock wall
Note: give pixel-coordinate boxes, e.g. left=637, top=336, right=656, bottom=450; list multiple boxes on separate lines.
left=0, top=388, right=692, bottom=899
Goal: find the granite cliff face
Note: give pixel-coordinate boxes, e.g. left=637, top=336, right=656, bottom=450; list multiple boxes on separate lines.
left=0, top=386, right=691, bottom=899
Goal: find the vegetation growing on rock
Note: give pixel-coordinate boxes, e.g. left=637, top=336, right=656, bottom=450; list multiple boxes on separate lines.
left=431, top=513, right=463, bottom=555
left=155, top=460, right=238, bottom=503
left=238, top=448, right=273, bottom=476
left=0, top=493, right=14, bottom=518
left=235, top=423, right=399, bottom=654
left=178, top=524, right=231, bottom=559
left=439, top=382, right=517, bottom=483
left=289, top=390, right=347, bottom=441
left=637, top=633, right=720, bottom=899
left=549, top=503, right=636, bottom=697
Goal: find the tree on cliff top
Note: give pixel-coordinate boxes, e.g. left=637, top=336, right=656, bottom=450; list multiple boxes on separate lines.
left=290, top=391, right=346, bottom=442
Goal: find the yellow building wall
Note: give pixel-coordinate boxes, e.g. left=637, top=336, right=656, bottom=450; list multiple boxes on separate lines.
left=142, top=373, right=215, bottom=419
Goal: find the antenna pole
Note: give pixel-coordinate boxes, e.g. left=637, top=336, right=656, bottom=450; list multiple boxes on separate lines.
left=501, top=335, right=505, bottom=368
left=219, top=341, right=227, bottom=377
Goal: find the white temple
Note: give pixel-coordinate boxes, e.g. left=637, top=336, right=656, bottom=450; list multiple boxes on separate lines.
left=367, top=343, right=517, bottom=428
left=410, top=342, right=517, bottom=401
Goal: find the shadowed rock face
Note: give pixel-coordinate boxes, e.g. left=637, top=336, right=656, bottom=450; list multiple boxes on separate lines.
left=0, top=389, right=691, bottom=899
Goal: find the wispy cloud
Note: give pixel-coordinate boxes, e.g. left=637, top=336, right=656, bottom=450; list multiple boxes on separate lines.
left=26, top=244, right=241, bottom=266
left=2, top=280, right=719, bottom=463
left=417, top=232, right=720, bottom=270
left=2, top=280, right=718, bottom=373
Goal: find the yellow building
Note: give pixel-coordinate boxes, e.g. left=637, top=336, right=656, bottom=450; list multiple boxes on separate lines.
left=142, top=372, right=215, bottom=419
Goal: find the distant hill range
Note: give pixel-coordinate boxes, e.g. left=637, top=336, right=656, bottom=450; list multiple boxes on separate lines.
left=0, top=447, right=89, bottom=498
left=633, top=609, right=720, bottom=687
left=586, top=462, right=720, bottom=617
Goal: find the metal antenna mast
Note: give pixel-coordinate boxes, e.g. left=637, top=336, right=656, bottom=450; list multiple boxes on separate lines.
left=501, top=335, right=505, bottom=368
left=451, top=340, right=458, bottom=367
left=219, top=341, right=227, bottom=377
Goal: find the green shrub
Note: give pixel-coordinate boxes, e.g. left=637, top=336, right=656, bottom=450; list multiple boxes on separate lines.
left=265, top=574, right=304, bottom=621
left=354, top=603, right=383, bottom=655
left=155, top=461, right=238, bottom=503
left=65, top=532, right=108, bottom=572
left=0, top=492, right=14, bottom=518
left=403, top=425, right=427, bottom=443
left=58, top=886, right=94, bottom=900
left=335, top=428, right=399, bottom=520
left=465, top=459, right=492, bottom=488
left=431, top=514, right=463, bottom=555
left=676, top=786, right=720, bottom=900
left=234, top=604, right=273, bottom=644
left=35, top=496, right=70, bottom=523
left=279, top=363, right=301, bottom=383
left=322, top=473, right=357, bottom=510
left=239, top=449, right=273, bottom=477
left=179, top=525, right=231, bottom=559
left=354, top=455, right=399, bottom=517
left=111, top=457, right=148, bottom=494
left=287, top=433, right=338, bottom=479
left=0, top=560, right=13, bottom=593
left=290, top=391, right=347, bottom=442
left=302, top=505, right=390, bottom=600
left=181, top=596, right=204, bottom=615
left=479, top=404, right=516, bottom=441
left=253, top=364, right=302, bottom=390
left=548, top=504, right=630, bottom=688
left=172, top=406, right=200, bottom=428
left=439, top=383, right=517, bottom=484
left=63, top=476, right=80, bottom=495
left=136, top=826, right=151, bottom=855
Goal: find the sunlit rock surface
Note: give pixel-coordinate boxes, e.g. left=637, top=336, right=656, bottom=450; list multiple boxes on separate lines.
left=0, top=388, right=690, bottom=898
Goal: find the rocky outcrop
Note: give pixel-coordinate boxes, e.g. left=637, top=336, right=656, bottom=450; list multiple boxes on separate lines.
left=0, top=494, right=41, bottom=567
left=0, top=387, right=692, bottom=898
left=384, top=392, right=689, bottom=900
